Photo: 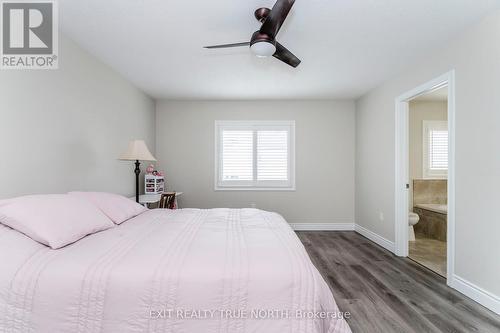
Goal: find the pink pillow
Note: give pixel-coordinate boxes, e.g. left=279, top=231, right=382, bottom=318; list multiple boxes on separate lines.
left=0, top=194, right=115, bottom=249
left=69, top=192, right=147, bottom=224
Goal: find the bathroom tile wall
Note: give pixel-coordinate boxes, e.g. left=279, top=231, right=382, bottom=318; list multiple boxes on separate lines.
left=413, top=179, right=447, bottom=205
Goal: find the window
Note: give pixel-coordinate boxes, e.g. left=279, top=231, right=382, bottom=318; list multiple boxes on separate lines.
left=215, top=120, right=295, bottom=190
left=423, top=120, right=448, bottom=179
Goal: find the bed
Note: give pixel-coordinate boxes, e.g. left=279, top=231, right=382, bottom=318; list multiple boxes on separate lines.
left=0, top=208, right=351, bottom=333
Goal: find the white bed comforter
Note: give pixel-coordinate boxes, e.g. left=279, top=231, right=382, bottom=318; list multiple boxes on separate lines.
left=0, top=208, right=351, bottom=333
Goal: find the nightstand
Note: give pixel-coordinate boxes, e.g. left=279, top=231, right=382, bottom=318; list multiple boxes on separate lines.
left=134, top=192, right=183, bottom=209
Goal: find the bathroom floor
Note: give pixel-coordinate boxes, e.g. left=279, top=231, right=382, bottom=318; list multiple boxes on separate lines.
left=409, top=234, right=447, bottom=277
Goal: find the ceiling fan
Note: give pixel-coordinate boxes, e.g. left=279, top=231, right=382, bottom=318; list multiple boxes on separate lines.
left=204, top=0, right=301, bottom=68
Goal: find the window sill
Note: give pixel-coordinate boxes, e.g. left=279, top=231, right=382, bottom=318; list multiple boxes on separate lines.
left=421, top=176, right=448, bottom=180
left=214, top=186, right=296, bottom=192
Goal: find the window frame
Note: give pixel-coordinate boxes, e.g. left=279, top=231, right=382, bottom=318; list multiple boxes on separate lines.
left=214, top=120, right=296, bottom=191
left=422, top=120, right=448, bottom=179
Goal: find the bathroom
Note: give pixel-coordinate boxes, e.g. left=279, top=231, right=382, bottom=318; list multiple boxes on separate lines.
left=408, top=86, right=448, bottom=277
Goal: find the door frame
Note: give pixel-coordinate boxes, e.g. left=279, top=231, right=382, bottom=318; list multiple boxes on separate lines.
left=394, top=70, right=456, bottom=286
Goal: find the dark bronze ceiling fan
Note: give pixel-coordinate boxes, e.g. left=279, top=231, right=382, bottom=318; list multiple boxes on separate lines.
left=204, top=0, right=301, bottom=68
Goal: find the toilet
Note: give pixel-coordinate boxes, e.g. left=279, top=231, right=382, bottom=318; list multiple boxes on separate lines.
left=409, top=212, right=420, bottom=241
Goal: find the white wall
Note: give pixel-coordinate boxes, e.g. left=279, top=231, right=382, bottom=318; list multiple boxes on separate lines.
left=408, top=101, right=447, bottom=207
left=156, top=100, right=355, bottom=227
left=0, top=34, right=155, bottom=199
left=356, top=10, right=500, bottom=302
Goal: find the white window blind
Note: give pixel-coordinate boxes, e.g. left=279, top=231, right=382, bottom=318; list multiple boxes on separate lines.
left=222, top=130, right=253, bottom=181
left=429, top=130, right=448, bottom=170
left=257, top=130, right=288, bottom=181
left=215, top=121, right=295, bottom=190
left=423, top=121, right=448, bottom=179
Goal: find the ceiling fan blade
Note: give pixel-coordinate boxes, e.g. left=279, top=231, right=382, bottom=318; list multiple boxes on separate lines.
left=260, top=0, right=295, bottom=38
left=204, top=42, right=250, bottom=49
left=273, top=42, right=301, bottom=68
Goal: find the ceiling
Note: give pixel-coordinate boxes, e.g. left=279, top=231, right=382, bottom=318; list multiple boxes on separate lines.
left=60, top=0, right=500, bottom=100
left=412, top=86, right=448, bottom=102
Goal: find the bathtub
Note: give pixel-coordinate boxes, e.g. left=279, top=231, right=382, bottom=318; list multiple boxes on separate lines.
left=413, top=204, right=447, bottom=241
left=415, top=203, right=447, bottom=215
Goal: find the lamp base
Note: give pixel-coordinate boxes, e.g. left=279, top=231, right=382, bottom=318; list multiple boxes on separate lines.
left=134, top=160, right=141, bottom=203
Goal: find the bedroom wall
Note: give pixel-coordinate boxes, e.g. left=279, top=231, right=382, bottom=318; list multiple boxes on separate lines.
left=156, top=100, right=355, bottom=228
left=0, top=34, right=155, bottom=199
left=355, top=10, right=500, bottom=306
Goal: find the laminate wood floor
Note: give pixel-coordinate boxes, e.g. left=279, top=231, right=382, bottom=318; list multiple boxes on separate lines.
left=297, top=231, right=500, bottom=333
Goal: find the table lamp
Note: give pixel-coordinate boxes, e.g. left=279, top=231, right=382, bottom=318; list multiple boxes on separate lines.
left=119, top=140, right=157, bottom=202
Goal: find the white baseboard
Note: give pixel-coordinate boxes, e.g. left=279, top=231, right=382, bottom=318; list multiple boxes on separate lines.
left=290, top=223, right=355, bottom=231
left=354, top=224, right=395, bottom=253
left=450, top=275, right=500, bottom=315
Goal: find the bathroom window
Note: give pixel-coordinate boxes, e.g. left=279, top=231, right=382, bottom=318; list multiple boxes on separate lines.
left=215, top=120, right=295, bottom=190
left=423, top=120, right=448, bottom=179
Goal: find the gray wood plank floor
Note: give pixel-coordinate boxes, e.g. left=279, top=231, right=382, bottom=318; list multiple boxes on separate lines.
left=297, top=231, right=500, bottom=333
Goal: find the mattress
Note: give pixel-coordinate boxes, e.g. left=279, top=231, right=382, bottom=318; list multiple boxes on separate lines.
left=0, top=208, right=351, bottom=333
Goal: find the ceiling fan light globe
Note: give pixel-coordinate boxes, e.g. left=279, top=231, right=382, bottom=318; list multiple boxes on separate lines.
left=250, top=41, right=276, bottom=57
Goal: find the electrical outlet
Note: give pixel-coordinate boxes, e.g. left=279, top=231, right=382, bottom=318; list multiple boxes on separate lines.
left=378, top=211, right=385, bottom=221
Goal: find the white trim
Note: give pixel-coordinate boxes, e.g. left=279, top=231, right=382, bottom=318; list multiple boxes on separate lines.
left=290, top=223, right=355, bottom=231
left=355, top=224, right=396, bottom=253
left=394, top=70, right=456, bottom=287
left=450, top=275, right=500, bottom=315
left=214, top=120, right=296, bottom=191
left=213, top=187, right=297, bottom=191
left=394, top=98, right=409, bottom=257
left=447, top=71, right=456, bottom=286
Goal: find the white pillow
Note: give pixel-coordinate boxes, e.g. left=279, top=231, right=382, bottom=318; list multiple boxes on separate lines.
left=68, top=192, right=147, bottom=224
left=0, top=194, right=115, bottom=249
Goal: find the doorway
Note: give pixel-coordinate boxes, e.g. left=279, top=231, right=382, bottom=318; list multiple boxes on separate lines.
left=394, top=71, right=455, bottom=285
left=407, top=87, right=448, bottom=277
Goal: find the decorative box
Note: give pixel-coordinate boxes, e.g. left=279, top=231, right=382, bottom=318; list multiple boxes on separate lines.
left=144, top=175, right=165, bottom=194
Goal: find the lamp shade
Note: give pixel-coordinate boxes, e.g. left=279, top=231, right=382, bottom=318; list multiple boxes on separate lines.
left=118, top=140, right=156, bottom=161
